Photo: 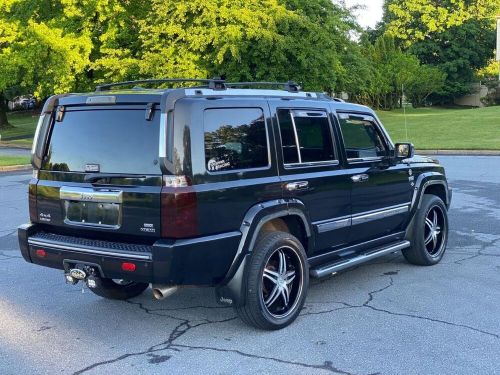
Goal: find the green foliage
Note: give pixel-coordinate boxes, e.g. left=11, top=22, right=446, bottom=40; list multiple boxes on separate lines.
left=381, top=0, right=498, bottom=102
left=383, top=0, right=500, bottom=45
left=135, top=0, right=353, bottom=91
left=346, top=35, right=444, bottom=109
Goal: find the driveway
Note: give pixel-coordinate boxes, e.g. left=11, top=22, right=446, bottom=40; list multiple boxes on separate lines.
left=0, top=156, right=499, bottom=375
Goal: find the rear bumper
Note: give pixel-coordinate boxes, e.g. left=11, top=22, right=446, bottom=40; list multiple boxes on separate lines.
left=18, top=223, right=241, bottom=286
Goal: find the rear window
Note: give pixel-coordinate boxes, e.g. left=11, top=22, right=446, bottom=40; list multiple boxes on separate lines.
left=204, top=108, right=269, bottom=172
left=42, top=108, right=161, bottom=174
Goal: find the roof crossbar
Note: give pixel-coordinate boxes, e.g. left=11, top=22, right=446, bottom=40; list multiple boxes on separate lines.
left=225, top=81, right=301, bottom=93
left=95, top=78, right=226, bottom=92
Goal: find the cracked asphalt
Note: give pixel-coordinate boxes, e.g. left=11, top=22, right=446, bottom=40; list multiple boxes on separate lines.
left=0, top=156, right=499, bottom=375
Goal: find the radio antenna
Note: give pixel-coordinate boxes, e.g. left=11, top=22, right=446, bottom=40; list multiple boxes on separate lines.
left=402, top=84, right=409, bottom=141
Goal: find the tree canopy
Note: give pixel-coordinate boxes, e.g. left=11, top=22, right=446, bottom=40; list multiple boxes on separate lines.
left=381, top=0, right=499, bottom=102
left=0, top=0, right=497, bottom=128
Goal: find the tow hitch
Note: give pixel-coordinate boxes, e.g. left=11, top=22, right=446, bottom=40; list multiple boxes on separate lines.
left=63, top=262, right=102, bottom=289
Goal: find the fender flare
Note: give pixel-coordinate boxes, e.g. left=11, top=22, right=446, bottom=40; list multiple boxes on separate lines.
left=215, top=198, right=313, bottom=307
left=406, top=172, right=451, bottom=238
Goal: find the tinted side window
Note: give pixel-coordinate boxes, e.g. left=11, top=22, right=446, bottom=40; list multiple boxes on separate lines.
left=338, top=115, right=387, bottom=160
left=204, top=108, right=268, bottom=172
left=277, top=109, right=336, bottom=165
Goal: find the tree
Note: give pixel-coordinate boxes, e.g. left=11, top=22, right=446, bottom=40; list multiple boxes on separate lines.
left=405, top=65, right=446, bottom=107
left=134, top=0, right=353, bottom=92
left=381, top=0, right=499, bottom=102
left=0, top=0, right=91, bottom=129
left=408, top=19, right=496, bottom=101
left=383, top=0, right=500, bottom=46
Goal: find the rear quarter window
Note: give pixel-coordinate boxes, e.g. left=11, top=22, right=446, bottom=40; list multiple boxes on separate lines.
left=204, top=108, right=269, bottom=173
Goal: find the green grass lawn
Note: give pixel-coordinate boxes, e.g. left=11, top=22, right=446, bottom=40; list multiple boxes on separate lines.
left=0, top=112, right=39, bottom=148
left=0, top=155, right=31, bottom=167
left=377, top=106, right=500, bottom=150
left=1, top=106, right=499, bottom=150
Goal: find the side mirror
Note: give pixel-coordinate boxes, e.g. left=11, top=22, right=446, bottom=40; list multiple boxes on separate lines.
left=394, top=143, right=415, bottom=160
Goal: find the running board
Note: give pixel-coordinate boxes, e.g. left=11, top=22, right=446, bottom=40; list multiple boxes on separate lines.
left=310, top=240, right=410, bottom=278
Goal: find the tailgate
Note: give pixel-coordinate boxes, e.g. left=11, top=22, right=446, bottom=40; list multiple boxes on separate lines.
left=34, top=105, right=163, bottom=240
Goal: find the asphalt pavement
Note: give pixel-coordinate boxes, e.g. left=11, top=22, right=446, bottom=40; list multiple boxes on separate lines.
left=0, top=156, right=499, bottom=375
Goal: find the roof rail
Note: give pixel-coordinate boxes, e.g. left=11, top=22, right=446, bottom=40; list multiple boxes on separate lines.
left=225, top=81, right=301, bottom=93
left=95, top=78, right=226, bottom=92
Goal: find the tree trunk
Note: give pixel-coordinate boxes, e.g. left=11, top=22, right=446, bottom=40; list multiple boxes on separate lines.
left=0, top=91, right=12, bottom=129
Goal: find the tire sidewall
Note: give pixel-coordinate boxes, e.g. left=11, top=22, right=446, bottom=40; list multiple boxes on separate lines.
left=413, top=195, right=449, bottom=264
left=246, top=232, right=309, bottom=329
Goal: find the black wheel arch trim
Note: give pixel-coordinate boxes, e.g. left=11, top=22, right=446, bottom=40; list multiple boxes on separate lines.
left=406, top=172, right=451, bottom=238
left=215, top=198, right=313, bottom=307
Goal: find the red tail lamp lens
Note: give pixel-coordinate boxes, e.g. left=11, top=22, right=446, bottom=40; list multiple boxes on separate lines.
left=121, top=262, right=136, bottom=272
left=36, top=249, right=46, bottom=258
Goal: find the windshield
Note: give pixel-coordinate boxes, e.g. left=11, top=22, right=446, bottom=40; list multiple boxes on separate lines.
left=42, top=108, right=161, bottom=175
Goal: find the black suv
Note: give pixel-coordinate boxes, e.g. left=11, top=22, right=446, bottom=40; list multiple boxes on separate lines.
left=18, top=79, right=451, bottom=330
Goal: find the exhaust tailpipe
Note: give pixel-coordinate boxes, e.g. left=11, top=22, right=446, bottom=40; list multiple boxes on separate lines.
left=152, top=284, right=179, bottom=300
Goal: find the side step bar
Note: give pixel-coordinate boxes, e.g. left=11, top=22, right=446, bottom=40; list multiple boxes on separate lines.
left=310, top=240, right=410, bottom=278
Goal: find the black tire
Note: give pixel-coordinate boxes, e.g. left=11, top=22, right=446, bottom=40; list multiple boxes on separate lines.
left=235, top=231, right=309, bottom=330
left=88, top=278, right=149, bottom=300
left=403, top=194, right=449, bottom=266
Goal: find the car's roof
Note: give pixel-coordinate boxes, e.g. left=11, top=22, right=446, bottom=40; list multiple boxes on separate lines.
left=57, top=88, right=375, bottom=115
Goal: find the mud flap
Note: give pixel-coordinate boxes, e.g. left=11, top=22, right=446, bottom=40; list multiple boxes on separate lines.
left=215, top=255, right=249, bottom=307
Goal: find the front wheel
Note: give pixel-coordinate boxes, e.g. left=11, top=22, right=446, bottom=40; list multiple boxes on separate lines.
left=403, top=194, right=449, bottom=266
left=88, top=278, right=149, bottom=300
left=235, top=231, right=309, bottom=330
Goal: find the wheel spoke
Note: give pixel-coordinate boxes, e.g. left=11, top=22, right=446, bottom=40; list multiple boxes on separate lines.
left=285, top=270, right=296, bottom=284
left=264, top=284, right=281, bottom=307
left=424, top=232, right=433, bottom=245
left=263, top=268, right=279, bottom=284
left=433, top=210, right=438, bottom=227
left=432, top=231, right=437, bottom=250
left=280, top=285, right=290, bottom=306
left=425, top=218, right=433, bottom=230
left=278, top=250, right=286, bottom=275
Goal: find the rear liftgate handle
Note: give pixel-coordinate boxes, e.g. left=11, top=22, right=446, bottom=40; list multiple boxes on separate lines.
left=285, top=181, right=309, bottom=192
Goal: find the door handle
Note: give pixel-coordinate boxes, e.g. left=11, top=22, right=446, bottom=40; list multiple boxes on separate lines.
left=285, top=181, right=309, bottom=191
left=351, top=174, right=369, bottom=183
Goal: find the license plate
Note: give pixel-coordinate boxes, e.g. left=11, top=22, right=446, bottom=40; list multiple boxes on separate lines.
left=65, top=201, right=121, bottom=228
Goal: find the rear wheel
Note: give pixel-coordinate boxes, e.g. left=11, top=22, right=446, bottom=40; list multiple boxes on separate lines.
left=403, top=194, right=448, bottom=265
left=88, top=278, right=149, bottom=300
left=235, top=231, right=309, bottom=330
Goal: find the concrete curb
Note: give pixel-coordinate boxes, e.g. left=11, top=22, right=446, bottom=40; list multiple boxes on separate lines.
left=0, top=164, right=32, bottom=173
left=0, top=143, right=31, bottom=150
left=417, top=150, right=500, bottom=156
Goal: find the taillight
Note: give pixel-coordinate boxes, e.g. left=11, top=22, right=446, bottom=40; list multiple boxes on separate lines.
left=121, top=262, right=136, bottom=272
left=161, top=175, right=198, bottom=238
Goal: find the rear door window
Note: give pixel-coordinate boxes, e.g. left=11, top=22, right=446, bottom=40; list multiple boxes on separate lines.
left=204, top=108, right=269, bottom=172
left=42, top=108, right=161, bottom=175
left=276, top=109, right=336, bottom=165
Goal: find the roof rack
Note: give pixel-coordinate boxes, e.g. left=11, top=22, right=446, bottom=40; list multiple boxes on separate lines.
left=225, top=81, right=301, bottom=93
left=95, top=78, right=303, bottom=94
left=95, top=78, right=226, bottom=92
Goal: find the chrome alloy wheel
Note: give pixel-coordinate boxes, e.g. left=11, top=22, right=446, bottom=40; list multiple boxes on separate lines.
left=424, top=205, right=446, bottom=256
left=261, top=246, right=304, bottom=318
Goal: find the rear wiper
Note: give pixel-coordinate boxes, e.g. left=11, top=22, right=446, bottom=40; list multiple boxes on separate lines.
left=84, top=174, right=146, bottom=183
